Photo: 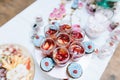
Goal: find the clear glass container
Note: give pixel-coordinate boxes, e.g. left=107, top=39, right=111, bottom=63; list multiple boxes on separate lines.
left=70, top=27, right=85, bottom=42
left=53, top=47, right=70, bottom=66
left=69, top=41, right=85, bottom=61
left=44, top=24, right=59, bottom=39
left=60, top=14, right=72, bottom=33
left=56, top=32, right=71, bottom=47
left=40, top=38, right=56, bottom=56
left=85, top=9, right=113, bottom=39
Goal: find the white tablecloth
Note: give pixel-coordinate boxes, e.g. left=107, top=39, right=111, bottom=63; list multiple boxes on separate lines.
left=0, top=0, right=117, bottom=80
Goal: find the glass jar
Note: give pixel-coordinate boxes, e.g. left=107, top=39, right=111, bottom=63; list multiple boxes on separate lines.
left=40, top=38, right=56, bottom=56
left=56, top=32, right=71, bottom=47
left=85, top=10, right=112, bottom=39
left=53, top=47, right=70, bottom=66
left=69, top=41, right=85, bottom=61
left=44, top=24, right=59, bottom=39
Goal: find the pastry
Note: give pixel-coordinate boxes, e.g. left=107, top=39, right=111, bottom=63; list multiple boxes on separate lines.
left=83, top=41, right=95, bottom=54
left=40, top=57, right=55, bottom=72
left=67, top=62, right=82, bottom=79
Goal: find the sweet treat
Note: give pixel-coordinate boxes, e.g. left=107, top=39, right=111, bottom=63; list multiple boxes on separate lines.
left=69, top=42, right=85, bottom=61
left=56, top=33, right=70, bottom=47
left=45, top=24, right=59, bottom=38
left=83, top=41, right=95, bottom=54
left=49, top=13, right=56, bottom=20
left=60, top=24, right=71, bottom=33
left=49, top=4, right=66, bottom=20
left=67, top=62, right=83, bottom=79
left=60, top=4, right=66, bottom=15
left=53, top=47, right=70, bottom=66
left=0, top=44, right=34, bottom=80
left=71, top=26, right=85, bottom=42
left=32, top=35, right=45, bottom=47
left=40, top=57, right=55, bottom=72
left=41, top=38, right=56, bottom=55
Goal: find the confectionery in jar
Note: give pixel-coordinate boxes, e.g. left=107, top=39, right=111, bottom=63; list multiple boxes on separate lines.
left=44, top=24, right=59, bottom=39
left=71, top=25, right=85, bottom=42
left=69, top=41, right=85, bottom=61
left=53, top=47, right=70, bottom=66
left=56, top=33, right=71, bottom=47
left=41, top=38, right=56, bottom=56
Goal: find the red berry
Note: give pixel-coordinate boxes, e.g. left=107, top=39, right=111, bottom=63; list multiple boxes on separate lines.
left=73, top=70, right=78, bottom=74
left=88, top=45, right=92, bottom=49
left=45, top=62, right=49, bottom=66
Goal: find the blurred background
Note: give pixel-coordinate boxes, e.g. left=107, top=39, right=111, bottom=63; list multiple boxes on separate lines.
left=0, top=0, right=120, bottom=80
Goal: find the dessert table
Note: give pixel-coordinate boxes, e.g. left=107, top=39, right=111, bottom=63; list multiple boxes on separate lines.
left=0, top=0, right=119, bottom=80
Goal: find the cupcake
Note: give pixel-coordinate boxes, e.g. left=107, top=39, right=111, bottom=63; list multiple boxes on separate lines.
left=49, top=13, right=56, bottom=20
left=67, top=62, right=83, bottom=79
left=83, top=41, right=95, bottom=54
left=40, top=57, right=55, bottom=72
